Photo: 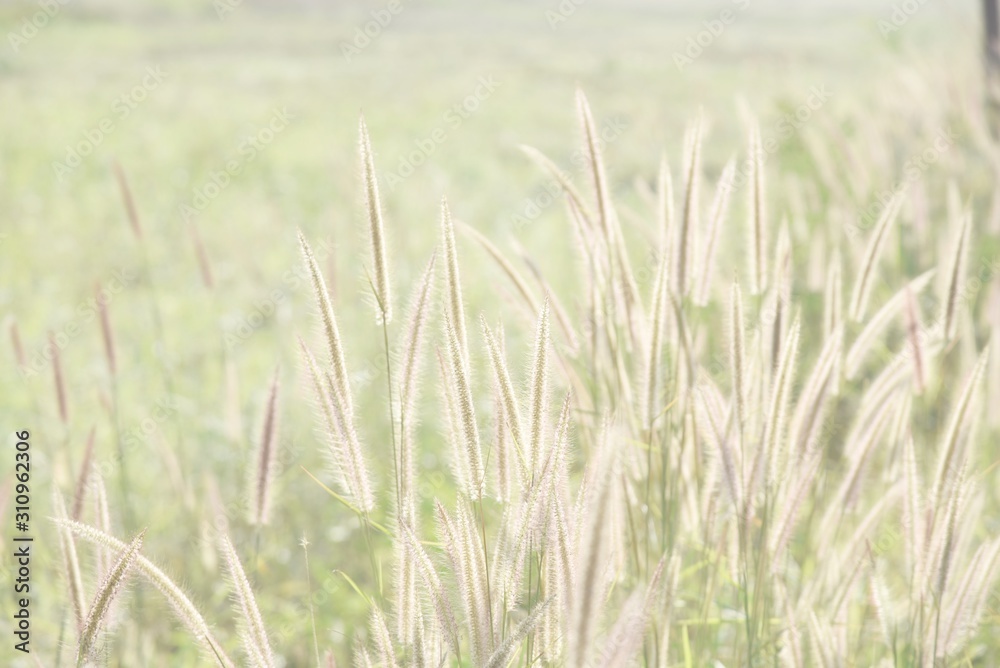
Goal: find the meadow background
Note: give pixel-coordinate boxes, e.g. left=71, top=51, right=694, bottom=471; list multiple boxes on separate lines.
left=3, top=0, right=1000, bottom=665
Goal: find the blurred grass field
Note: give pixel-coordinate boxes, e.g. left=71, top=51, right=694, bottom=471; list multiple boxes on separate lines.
left=2, top=0, right=999, bottom=665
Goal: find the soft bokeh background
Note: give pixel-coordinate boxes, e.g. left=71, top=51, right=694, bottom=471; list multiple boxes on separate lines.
left=2, top=0, right=997, bottom=664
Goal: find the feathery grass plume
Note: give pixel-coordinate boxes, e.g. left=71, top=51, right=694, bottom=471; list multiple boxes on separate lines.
left=787, top=326, right=842, bottom=458
left=657, top=152, right=675, bottom=253
left=398, top=253, right=437, bottom=518
left=990, top=290, right=1000, bottom=427
left=440, top=198, right=470, bottom=367
left=50, top=331, right=68, bottom=424
left=485, top=321, right=516, bottom=506
left=435, top=504, right=479, bottom=658
left=484, top=598, right=551, bottom=668
left=354, top=642, right=374, bottom=668
left=930, top=347, right=989, bottom=510
left=249, top=370, right=280, bottom=526
left=853, top=328, right=938, bottom=432
left=188, top=223, right=215, bottom=290
left=568, top=422, right=618, bottom=668
left=359, top=115, right=392, bottom=324
left=437, top=346, right=471, bottom=493
left=457, top=502, right=492, bottom=661
left=111, top=161, right=143, bottom=240
left=298, top=230, right=354, bottom=420
left=55, top=493, right=87, bottom=633
left=481, top=316, right=530, bottom=489
left=746, top=121, right=767, bottom=295
left=828, top=397, right=894, bottom=519
left=696, top=156, right=736, bottom=306
left=577, top=88, right=615, bottom=252
left=763, top=316, right=800, bottom=486
left=444, top=309, right=485, bottom=499
left=72, top=427, right=97, bottom=521
left=848, top=189, right=904, bottom=321
left=643, top=241, right=670, bottom=429
left=77, top=529, right=145, bottom=666
left=605, top=555, right=666, bottom=668
left=694, top=382, right=741, bottom=507
left=500, top=421, right=565, bottom=610
left=844, top=269, right=935, bottom=379
left=655, top=553, right=682, bottom=668
left=945, top=537, right=1000, bottom=653
left=95, top=284, right=116, bottom=377
left=220, top=533, right=274, bottom=667
left=823, top=249, right=842, bottom=337
left=393, top=515, right=417, bottom=650
left=489, top=324, right=514, bottom=504
left=298, top=339, right=375, bottom=513
left=519, top=144, right=595, bottom=224
left=399, top=523, right=460, bottom=656
left=488, top=504, right=514, bottom=617
left=576, top=89, right=641, bottom=321
left=674, top=116, right=703, bottom=297
left=769, top=448, right=822, bottom=566
left=901, top=434, right=924, bottom=585
left=823, top=484, right=901, bottom=607
left=904, top=284, right=926, bottom=394
left=546, top=394, right=574, bottom=592
left=297, top=246, right=377, bottom=512
left=411, top=613, right=429, bottom=668
left=369, top=606, right=397, bottom=668
left=929, top=463, right=968, bottom=607
left=942, top=210, right=971, bottom=342
left=547, top=391, right=572, bottom=504
left=92, top=471, right=113, bottom=582
left=57, top=520, right=236, bottom=667
left=775, top=585, right=803, bottom=668
left=549, top=476, right=574, bottom=610
left=806, top=611, right=837, bottom=668
left=868, top=568, right=894, bottom=650
left=527, top=300, right=551, bottom=477
left=667, top=289, right=696, bottom=388
left=940, top=538, right=997, bottom=653
left=770, top=222, right=792, bottom=370
left=729, top=279, right=747, bottom=442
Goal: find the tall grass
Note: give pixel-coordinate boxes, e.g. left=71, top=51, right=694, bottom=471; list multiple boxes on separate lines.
left=48, top=94, right=1000, bottom=667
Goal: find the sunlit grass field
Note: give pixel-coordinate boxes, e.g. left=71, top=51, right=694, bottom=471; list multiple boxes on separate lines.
left=4, top=0, right=1000, bottom=665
